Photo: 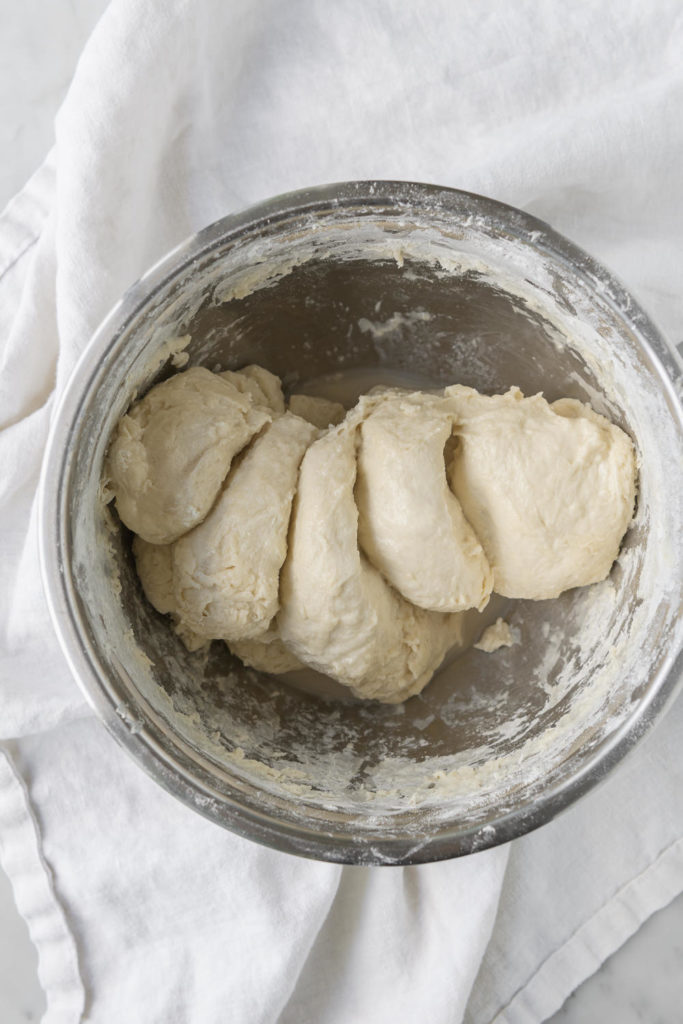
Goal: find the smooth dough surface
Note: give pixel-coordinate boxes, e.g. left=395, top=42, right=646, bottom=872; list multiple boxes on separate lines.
left=172, top=412, right=319, bottom=642
left=445, top=386, right=636, bottom=599
left=356, top=392, right=493, bottom=612
left=108, top=367, right=271, bottom=544
left=278, top=404, right=464, bottom=703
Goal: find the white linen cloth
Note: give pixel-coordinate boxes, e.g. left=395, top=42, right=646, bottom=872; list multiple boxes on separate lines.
left=1, top=2, right=682, bottom=1021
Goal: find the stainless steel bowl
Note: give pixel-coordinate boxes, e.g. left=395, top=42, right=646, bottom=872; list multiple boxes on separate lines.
left=39, top=181, right=683, bottom=864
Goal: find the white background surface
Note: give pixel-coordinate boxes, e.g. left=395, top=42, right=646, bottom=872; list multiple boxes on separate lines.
left=1, top=2, right=682, bottom=1022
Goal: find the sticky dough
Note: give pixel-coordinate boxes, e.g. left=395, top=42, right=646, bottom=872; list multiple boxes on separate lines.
left=133, top=535, right=304, bottom=668
left=132, top=537, right=207, bottom=652
left=287, top=394, right=345, bottom=429
left=111, top=363, right=636, bottom=704
left=107, top=367, right=273, bottom=544
left=173, top=412, right=318, bottom=642
left=230, top=629, right=304, bottom=674
left=356, top=392, right=493, bottom=613
left=279, top=404, right=464, bottom=702
left=445, top=386, right=636, bottom=599
left=221, top=364, right=286, bottom=414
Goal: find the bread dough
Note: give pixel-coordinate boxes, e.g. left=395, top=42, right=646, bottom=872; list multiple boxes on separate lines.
left=474, top=617, right=517, bottom=652
left=132, top=534, right=175, bottom=614
left=132, top=536, right=207, bottom=651
left=278, top=405, right=464, bottom=703
left=229, top=629, right=304, bottom=674
left=221, top=364, right=285, bottom=414
left=133, top=534, right=300, bottom=668
left=107, top=367, right=271, bottom=544
left=445, top=386, right=636, bottom=599
left=356, top=392, right=493, bottom=612
left=173, top=412, right=318, bottom=641
left=287, top=394, right=346, bottom=428
left=115, top=362, right=637, bottom=704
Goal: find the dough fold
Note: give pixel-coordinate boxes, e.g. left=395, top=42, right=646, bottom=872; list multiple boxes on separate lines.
left=119, top=364, right=637, bottom=704
left=221, top=364, right=285, bottom=414
left=132, top=536, right=207, bottom=651
left=356, top=392, right=493, bottom=612
left=173, top=411, right=319, bottom=641
left=445, top=386, right=636, bottom=599
left=229, top=629, right=304, bottom=674
left=108, top=367, right=271, bottom=544
left=278, top=406, right=464, bottom=703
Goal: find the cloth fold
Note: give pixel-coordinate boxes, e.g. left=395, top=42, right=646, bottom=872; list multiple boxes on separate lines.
left=0, top=748, right=83, bottom=1024
left=1, top=1, right=682, bottom=1021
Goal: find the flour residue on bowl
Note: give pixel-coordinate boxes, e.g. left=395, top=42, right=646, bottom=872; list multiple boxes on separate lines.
left=70, top=198, right=682, bottom=855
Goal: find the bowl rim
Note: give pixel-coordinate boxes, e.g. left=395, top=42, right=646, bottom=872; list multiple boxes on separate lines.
left=38, top=179, right=683, bottom=865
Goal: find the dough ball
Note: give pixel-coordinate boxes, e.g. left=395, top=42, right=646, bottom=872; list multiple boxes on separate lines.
left=356, top=392, right=493, bottom=613
left=279, top=406, right=464, bottom=703
left=173, top=412, right=319, bottom=642
left=107, top=367, right=271, bottom=544
left=445, top=386, right=636, bottom=599
left=287, top=394, right=346, bottom=429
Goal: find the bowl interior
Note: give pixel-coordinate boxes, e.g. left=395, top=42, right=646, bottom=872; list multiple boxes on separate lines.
left=59, top=186, right=683, bottom=862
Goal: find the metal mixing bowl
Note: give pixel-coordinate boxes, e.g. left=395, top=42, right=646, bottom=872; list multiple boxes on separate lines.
left=39, top=181, right=683, bottom=864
